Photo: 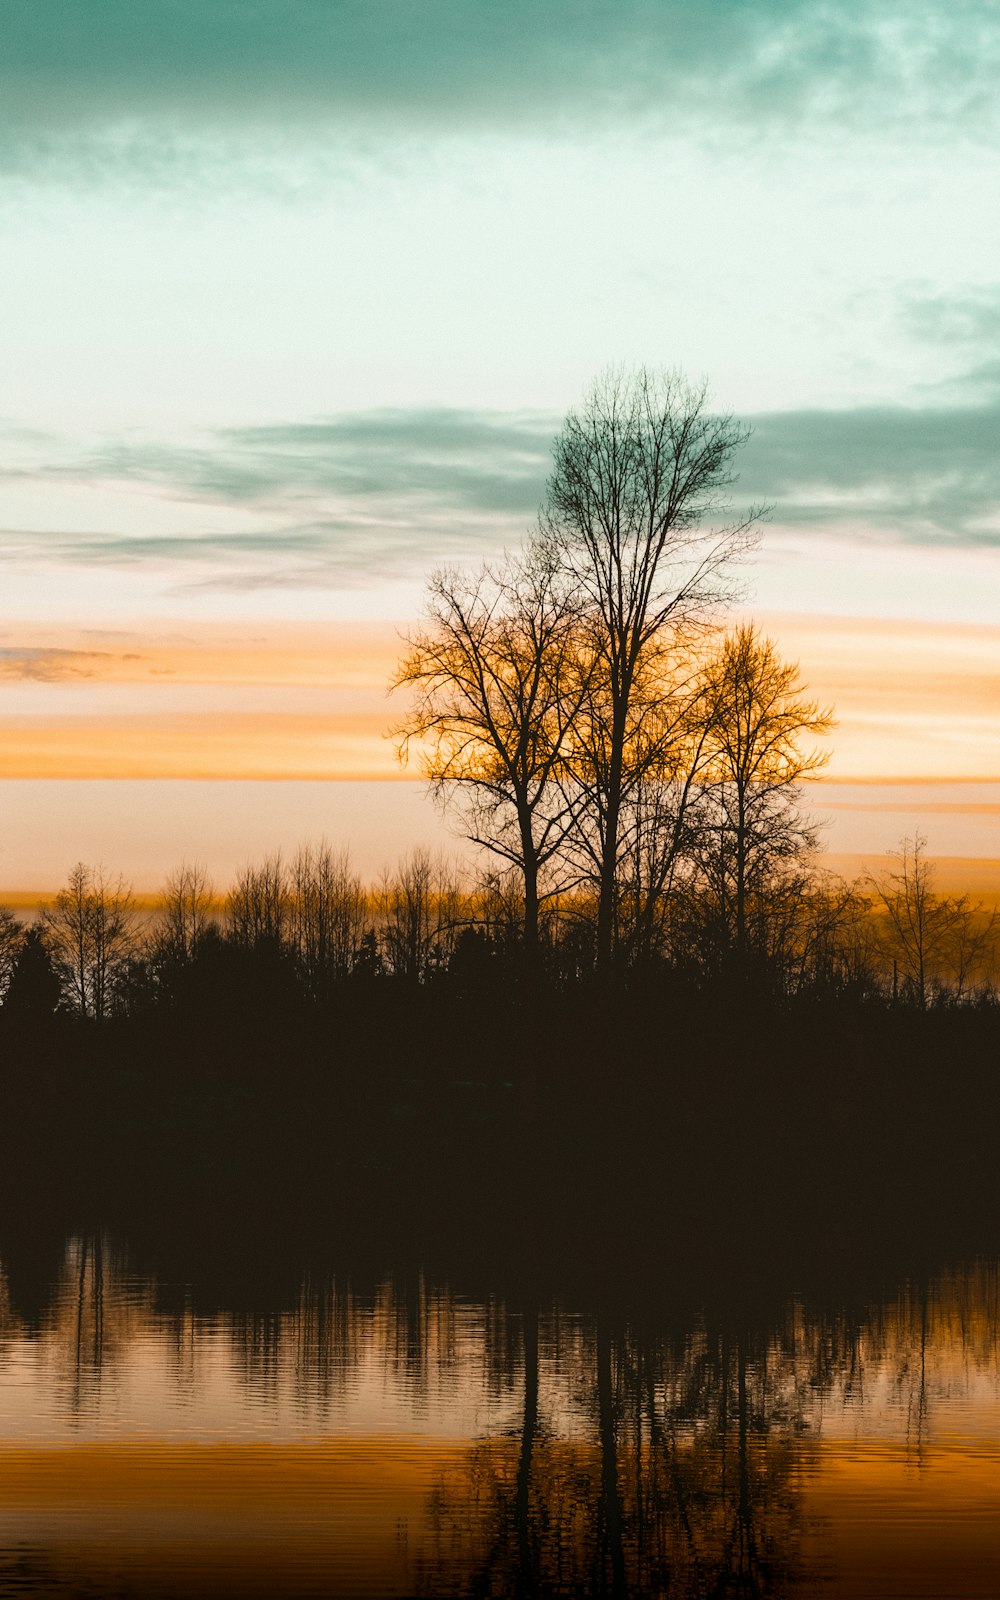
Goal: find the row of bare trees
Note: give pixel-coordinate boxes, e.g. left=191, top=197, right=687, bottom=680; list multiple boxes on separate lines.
left=0, top=833, right=995, bottom=1021
left=0, top=848, right=471, bottom=1020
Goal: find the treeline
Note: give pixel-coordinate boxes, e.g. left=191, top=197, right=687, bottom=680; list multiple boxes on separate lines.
left=0, top=832, right=995, bottom=1024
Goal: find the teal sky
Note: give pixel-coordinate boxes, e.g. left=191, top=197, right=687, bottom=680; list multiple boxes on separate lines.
left=1, top=0, right=998, bottom=629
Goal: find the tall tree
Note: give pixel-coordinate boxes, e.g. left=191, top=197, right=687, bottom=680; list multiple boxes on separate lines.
left=287, top=844, right=366, bottom=992
left=564, top=640, right=714, bottom=964
left=543, top=367, right=761, bottom=971
left=377, top=850, right=461, bottom=981
left=394, top=541, right=587, bottom=954
left=226, top=855, right=287, bottom=951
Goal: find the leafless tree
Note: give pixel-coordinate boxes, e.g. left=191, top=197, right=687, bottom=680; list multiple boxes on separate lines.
left=872, top=835, right=998, bottom=1005
left=158, top=862, right=215, bottom=963
left=287, top=843, right=366, bottom=993
left=543, top=366, right=762, bottom=970
left=940, top=897, right=998, bottom=1001
left=377, top=851, right=463, bottom=981
left=565, top=641, right=715, bottom=964
left=43, top=863, right=139, bottom=1020
left=694, top=624, right=833, bottom=970
left=226, top=855, right=288, bottom=950
left=394, top=541, right=587, bottom=953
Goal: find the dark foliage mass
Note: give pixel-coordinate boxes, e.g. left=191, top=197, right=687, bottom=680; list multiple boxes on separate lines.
left=2, top=953, right=999, bottom=1274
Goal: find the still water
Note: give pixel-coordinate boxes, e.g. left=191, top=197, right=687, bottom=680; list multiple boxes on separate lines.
left=2, top=1239, right=1000, bottom=1596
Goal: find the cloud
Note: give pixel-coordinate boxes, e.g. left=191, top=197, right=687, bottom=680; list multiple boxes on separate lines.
left=5, top=409, right=553, bottom=514
left=744, top=389, right=1000, bottom=544
left=903, top=286, right=1000, bottom=349
left=0, top=0, right=996, bottom=183
left=0, top=647, right=114, bottom=681
left=0, top=408, right=557, bottom=586
left=2, top=389, right=999, bottom=596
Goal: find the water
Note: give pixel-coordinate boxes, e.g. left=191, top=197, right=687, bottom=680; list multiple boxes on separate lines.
left=2, top=1238, right=1000, bottom=1596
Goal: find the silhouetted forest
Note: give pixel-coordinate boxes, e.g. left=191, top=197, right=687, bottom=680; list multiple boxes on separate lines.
left=2, top=860, right=999, bottom=1278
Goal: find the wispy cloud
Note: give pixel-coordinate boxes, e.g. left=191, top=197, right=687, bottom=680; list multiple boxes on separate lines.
left=2, top=387, right=999, bottom=595
left=0, top=646, right=118, bottom=681
left=1, top=409, right=553, bottom=507
left=0, top=408, right=556, bottom=586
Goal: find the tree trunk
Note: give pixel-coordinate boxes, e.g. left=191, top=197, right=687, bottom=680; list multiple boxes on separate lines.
left=735, top=780, right=747, bottom=970
left=519, top=812, right=541, bottom=955
left=596, top=700, right=628, bottom=976
left=597, top=1318, right=626, bottom=1596
left=515, top=1303, right=539, bottom=1594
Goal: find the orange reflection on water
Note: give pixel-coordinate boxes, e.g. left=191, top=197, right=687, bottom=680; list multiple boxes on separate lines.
left=0, top=1439, right=464, bottom=1597
left=803, top=1445, right=1000, bottom=1599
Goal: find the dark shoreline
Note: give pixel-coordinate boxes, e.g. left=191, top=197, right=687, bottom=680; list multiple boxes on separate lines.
left=3, top=981, right=998, bottom=1313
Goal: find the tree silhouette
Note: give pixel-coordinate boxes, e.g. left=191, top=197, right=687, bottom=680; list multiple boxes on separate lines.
left=563, top=638, right=713, bottom=966
left=542, top=367, right=762, bottom=972
left=3, top=925, right=60, bottom=1020
left=694, top=624, right=833, bottom=975
left=395, top=542, right=587, bottom=954
left=287, top=843, right=366, bottom=994
left=872, top=833, right=998, bottom=1005
left=43, top=863, right=138, bottom=1020
left=376, top=850, right=461, bottom=981
left=0, top=907, right=24, bottom=1004
left=158, top=861, right=215, bottom=964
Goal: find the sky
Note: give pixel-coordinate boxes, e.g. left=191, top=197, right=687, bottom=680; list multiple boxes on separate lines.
left=1, top=0, right=998, bottom=893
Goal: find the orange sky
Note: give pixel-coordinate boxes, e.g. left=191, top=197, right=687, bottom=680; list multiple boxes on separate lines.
left=1, top=611, right=997, bottom=783
left=0, top=612, right=996, bottom=892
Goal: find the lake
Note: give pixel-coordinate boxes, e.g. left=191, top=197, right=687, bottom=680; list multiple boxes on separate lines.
left=2, top=1234, right=999, bottom=1596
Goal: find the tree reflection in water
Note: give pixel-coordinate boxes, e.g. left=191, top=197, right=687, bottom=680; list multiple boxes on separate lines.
left=416, top=1310, right=822, bottom=1598
left=2, top=1242, right=1000, bottom=1595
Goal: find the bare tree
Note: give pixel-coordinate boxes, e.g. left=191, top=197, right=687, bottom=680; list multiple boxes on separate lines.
left=543, top=366, right=762, bottom=970
left=940, top=897, right=998, bottom=1001
left=43, top=863, right=138, bottom=1020
left=287, top=843, right=366, bottom=994
left=694, top=625, right=833, bottom=971
left=776, top=875, right=881, bottom=996
left=564, top=640, right=714, bottom=965
left=226, top=855, right=288, bottom=951
left=872, top=835, right=998, bottom=1005
left=394, top=541, right=587, bottom=954
left=377, top=851, right=463, bottom=981
left=158, top=862, right=215, bottom=963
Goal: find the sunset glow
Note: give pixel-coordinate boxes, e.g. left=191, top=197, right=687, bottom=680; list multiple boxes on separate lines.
left=0, top=612, right=996, bottom=787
